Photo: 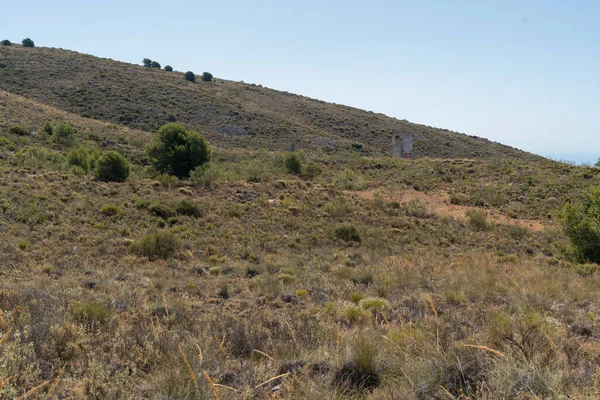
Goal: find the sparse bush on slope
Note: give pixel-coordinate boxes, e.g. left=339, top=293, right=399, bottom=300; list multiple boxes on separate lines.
left=53, top=122, right=75, bottom=146
left=560, top=184, right=600, bottom=263
left=284, top=152, right=302, bottom=175
left=68, top=147, right=91, bottom=172
left=146, top=123, right=211, bottom=178
left=135, top=231, right=180, bottom=260
left=164, top=65, right=173, bottom=72
left=184, top=71, right=195, bottom=82
left=1, top=40, right=11, bottom=46
left=21, top=38, right=34, bottom=47
left=201, top=72, right=213, bottom=82
left=95, top=151, right=130, bottom=182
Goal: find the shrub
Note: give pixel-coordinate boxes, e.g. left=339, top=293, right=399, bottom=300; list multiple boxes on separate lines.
left=53, top=123, right=75, bottom=146
left=335, top=168, right=366, bottom=190
left=95, top=151, right=130, bottom=182
left=135, top=231, right=181, bottom=260
left=9, top=125, right=27, bottom=136
left=70, top=165, right=86, bottom=176
left=68, top=147, right=90, bottom=172
left=148, top=203, right=176, bottom=219
left=284, top=152, right=302, bottom=175
left=151, top=61, right=161, bottom=69
left=1, top=40, right=11, bottom=46
left=164, top=65, right=173, bottom=72
left=173, top=199, right=204, bottom=217
left=21, top=38, right=34, bottom=47
left=404, top=198, right=432, bottom=218
left=100, top=204, right=122, bottom=217
left=142, top=58, right=152, bottom=67
left=71, top=301, right=110, bottom=327
left=333, top=225, right=361, bottom=243
left=0, top=137, right=16, bottom=151
left=359, top=297, right=391, bottom=312
left=560, top=185, right=600, bottom=263
left=324, top=197, right=353, bottom=217
left=218, top=283, right=230, bottom=299
left=334, top=337, right=381, bottom=392
left=43, top=121, right=53, bottom=135
left=344, top=306, right=367, bottom=325
left=301, top=163, right=322, bottom=180
left=466, top=210, right=489, bottom=232
left=184, top=71, right=196, bottom=82
left=201, top=72, right=213, bottom=82
left=146, top=123, right=211, bottom=178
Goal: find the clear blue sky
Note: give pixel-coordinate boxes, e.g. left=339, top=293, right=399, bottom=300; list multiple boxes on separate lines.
left=4, top=0, right=600, bottom=163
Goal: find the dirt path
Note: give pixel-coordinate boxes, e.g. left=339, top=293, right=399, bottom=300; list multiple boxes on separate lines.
left=348, top=188, right=548, bottom=232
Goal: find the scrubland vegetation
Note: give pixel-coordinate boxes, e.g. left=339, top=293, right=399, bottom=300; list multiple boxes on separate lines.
left=1, top=45, right=600, bottom=399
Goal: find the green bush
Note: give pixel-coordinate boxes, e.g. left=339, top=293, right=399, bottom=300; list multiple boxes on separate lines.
left=151, top=61, right=161, bottom=69
left=21, top=38, right=34, bottom=47
left=71, top=301, right=110, bottom=327
left=43, top=121, right=53, bottom=135
left=148, top=203, right=176, bottom=219
left=466, top=210, right=490, bottom=232
left=1, top=40, right=11, bottom=46
left=9, top=125, right=28, bottom=136
left=173, top=199, right=204, bottom=217
left=68, top=147, right=91, bottom=172
left=100, top=204, right=122, bottom=217
left=184, top=71, right=196, bottom=82
left=95, top=151, right=130, bottom=182
left=201, top=72, right=213, bottom=82
left=146, top=123, right=211, bottom=178
left=284, top=152, right=302, bottom=175
left=164, top=65, right=173, bottom=72
left=560, top=185, right=600, bottom=263
left=333, top=225, right=361, bottom=243
left=135, top=231, right=181, bottom=260
left=53, top=123, right=75, bottom=146
left=0, top=137, right=16, bottom=151
left=359, top=297, right=391, bottom=311
left=143, top=58, right=152, bottom=67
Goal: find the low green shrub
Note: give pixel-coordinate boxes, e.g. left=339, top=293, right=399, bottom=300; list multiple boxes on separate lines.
left=466, top=210, right=490, bottom=232
left=333, top=225, right=361, bottom=243
left=173, top=199, right=203, bottom=217
left=359, top=297, right=391, bottom=311
left=0, top=137, right=16, bottom=151
left=68, top=147, right=91, bottom=172
left=284, top=152, right=302, bottom=175
left=135, top=231, right=181, bottom=260
left=53, top=123, right=75, bottom=146
left=100, top=204, right=122, bottom=217
left=95, top=151, right=129, bottom=182
left=71, top=301, right=110, bottom=327
left=148, top=203, right=176, bottom=219
left=43, top=121, right=53, bottom=135
left=9, top=125, right=28, bottom=136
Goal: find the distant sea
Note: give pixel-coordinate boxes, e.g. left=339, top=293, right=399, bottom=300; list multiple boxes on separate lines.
left=541, top=151, right=599, bottom=166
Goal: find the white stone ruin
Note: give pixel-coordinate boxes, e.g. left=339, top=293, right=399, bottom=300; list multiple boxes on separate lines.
left=392, top=133, right=413, bottom=158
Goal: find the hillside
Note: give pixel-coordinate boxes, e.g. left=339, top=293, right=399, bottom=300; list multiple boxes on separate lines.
left=0, top=45, right=540, bottom=160
left=3, top=44, right=600, bottom=399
